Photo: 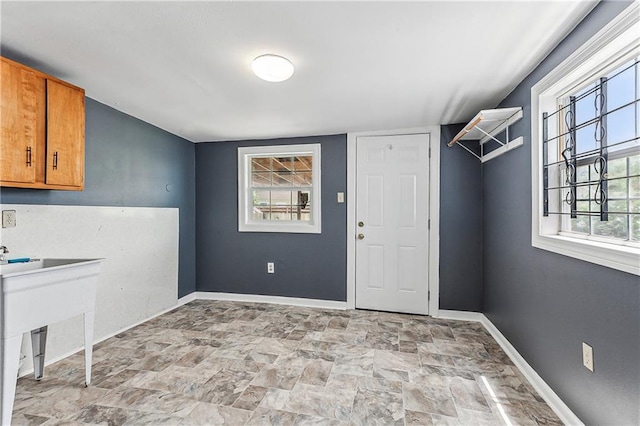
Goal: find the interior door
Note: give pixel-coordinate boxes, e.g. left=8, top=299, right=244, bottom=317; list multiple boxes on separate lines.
left=355, top=133, right=430, bottom=315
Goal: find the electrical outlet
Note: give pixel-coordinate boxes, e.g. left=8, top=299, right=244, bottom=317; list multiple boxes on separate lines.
left=267, top=262, right=275, bottom=274
left=582, top=342, right=594, bottom=372
left=337, top=192, right=345, bottom=203
left=2, top=210, right=16, bottom=228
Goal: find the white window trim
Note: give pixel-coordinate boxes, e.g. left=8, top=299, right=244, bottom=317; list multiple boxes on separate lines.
left=531, top=2, right=640, bottom=276
left=238, top=143, right=321, bottom=234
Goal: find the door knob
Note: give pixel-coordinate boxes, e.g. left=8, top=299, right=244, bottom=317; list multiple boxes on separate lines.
left=357, top=234, right=365, bottom=240
left=358, top=221, right=364, bottom=227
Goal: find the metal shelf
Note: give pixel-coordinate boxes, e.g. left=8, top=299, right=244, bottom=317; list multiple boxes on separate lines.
left=447, top=107, right=524, bottom=163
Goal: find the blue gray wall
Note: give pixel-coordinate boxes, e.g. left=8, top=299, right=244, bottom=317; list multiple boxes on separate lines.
left=0, top=98, right=197, bottom=298
left=482, top=1, right=639, bottom=424
left=439, top=124, right=483, bottom=311
left=195, top=135, right=347, bottom=301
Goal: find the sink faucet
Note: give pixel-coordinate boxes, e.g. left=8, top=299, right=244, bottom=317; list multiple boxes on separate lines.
left=0, top=246, right=8, bottom=261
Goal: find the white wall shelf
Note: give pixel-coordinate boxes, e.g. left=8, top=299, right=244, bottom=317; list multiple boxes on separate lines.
left=447, top=107, right=524, bottom=163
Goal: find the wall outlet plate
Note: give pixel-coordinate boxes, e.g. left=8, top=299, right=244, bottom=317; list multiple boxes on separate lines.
left=582, top=342, right=594, bottom=372
left=2, top=210, right=16, bottom=228
left=267, top=262, right=275, bottom=274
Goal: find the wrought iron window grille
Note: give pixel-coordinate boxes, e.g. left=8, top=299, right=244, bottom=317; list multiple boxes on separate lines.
left=542, top=59, right=640, bottom=234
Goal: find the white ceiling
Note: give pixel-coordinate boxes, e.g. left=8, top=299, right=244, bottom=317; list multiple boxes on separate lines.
left=1, top=1, right=597, bottom=143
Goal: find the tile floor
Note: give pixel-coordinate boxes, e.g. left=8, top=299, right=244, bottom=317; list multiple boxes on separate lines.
left=12, top=300, right=562, bottom=425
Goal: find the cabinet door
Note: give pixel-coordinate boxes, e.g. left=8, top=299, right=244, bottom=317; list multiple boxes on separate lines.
left=46, top=80, right=84, bottom=187
left=0, top=59, right=37, bottom=183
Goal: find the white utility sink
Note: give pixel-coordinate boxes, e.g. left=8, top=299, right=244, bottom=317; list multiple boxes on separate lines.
left=0, top=258, right=91, bottom=275
left=0, top=258, right=102, bottom=426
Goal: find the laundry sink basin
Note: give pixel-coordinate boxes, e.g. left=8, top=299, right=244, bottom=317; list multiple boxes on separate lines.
left=1, top=258, right=103, bottom=425
left=0, top=258, right=93, bottom=275
left=0, top=259, right=43, bottom=275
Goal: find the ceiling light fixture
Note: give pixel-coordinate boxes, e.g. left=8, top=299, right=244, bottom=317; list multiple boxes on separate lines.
left=252, top=54, right=294, bottom=82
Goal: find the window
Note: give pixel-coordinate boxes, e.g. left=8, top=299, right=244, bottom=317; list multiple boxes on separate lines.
left=555, top=59, right=640, bottom=245
left=532, top=3, right=639, bottom=275
left=238, top=144, right=321, bottom=233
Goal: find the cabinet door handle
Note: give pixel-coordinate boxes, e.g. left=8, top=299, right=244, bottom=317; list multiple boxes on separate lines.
left=26, top=146, right=32, bottom=167
left=53, top=151, right=58, bottom=170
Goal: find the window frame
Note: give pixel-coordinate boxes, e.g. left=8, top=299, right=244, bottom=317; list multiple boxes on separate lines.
left=238, top=144, right=321, bottom=234
left=531, top=2, right=640, bottom=276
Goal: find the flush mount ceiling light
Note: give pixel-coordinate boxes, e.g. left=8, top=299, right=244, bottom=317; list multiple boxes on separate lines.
left=252, top=54, right=294, bottom=82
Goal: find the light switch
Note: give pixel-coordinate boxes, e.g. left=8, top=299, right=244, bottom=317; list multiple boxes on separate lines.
left=337, top=192, right=345, bottom=203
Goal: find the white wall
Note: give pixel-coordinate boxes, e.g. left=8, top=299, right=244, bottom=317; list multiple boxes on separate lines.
left=0, top=204, right=179, bottom=375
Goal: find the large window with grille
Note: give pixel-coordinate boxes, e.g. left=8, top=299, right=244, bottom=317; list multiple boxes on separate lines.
left=546, top=58, right=640, bottom=246
left=238, top=144, right=321, bottom=233
left=532, top=4, right=639, bottom=275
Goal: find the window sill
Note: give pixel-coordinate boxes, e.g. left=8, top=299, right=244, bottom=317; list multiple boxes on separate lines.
left=239, top=222, right=321, bottom=234
left=532, top=233, right=639, bottom=276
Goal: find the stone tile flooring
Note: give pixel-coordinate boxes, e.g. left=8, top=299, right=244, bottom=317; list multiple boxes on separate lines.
left=12, top=300, right=562, bottom=425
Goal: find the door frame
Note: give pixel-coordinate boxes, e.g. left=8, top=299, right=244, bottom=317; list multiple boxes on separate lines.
left=346, top=126, right=440, bottom=317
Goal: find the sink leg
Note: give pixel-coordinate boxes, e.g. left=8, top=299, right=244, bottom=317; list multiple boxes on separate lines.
left=30, top=327, right=48, bottom=380
left=1, top=334, right=22, bottom=426
left=83, top=311, right=95, bottom=386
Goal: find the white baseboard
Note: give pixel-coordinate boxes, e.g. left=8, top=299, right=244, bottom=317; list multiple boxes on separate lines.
left=438, top=310, right=583, bottom=426
left=193, top=291, right=347, bottom=310
left=437, top=309, right=484, bottom=322
left=177, top=292, right=197, bottom=306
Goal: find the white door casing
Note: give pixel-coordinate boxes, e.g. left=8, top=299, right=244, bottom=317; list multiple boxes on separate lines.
left=354, top=133, right=430, bottom=315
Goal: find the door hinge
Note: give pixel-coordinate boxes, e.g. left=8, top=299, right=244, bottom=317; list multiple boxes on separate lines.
left=428, top=290, right=431, bottom=301
left=428, top=147, right=431, bottom=158
left=428, top=219, right=431, bottom=230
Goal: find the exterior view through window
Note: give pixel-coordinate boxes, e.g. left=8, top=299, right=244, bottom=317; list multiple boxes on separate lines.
left=251, top=155, right=313, bottom=222
left=555, top=58, right=640, bottom=245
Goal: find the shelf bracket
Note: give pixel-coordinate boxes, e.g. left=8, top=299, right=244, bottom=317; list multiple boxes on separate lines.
left=474, top=125, right=505, bottom=147
left=457, top=142, right=482, bottom=161
left=447, top=107, right=523, bottom=163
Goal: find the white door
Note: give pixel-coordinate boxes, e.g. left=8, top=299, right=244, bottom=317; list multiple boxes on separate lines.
left=355, top=133, right=430, bottom=315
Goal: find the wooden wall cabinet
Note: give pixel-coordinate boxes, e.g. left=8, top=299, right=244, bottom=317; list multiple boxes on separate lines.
left=1, top=56, right=85, bottom=190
